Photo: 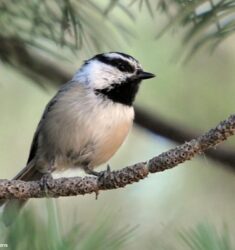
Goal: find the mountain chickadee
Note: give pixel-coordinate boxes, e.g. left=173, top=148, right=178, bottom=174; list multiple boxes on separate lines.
left=0, top=52, right=155, bottom=221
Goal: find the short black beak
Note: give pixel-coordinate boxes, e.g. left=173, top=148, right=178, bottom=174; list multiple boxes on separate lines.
left=137, top=71, right=155, bottom=80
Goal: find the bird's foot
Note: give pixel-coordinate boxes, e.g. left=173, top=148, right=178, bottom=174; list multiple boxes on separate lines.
left=85, top=169, right=100, bottom=177
left=85, top=165, right=112, bottom=199
left=40, top=173, right=54, bottom=196
left=102, top=164, right=112, bottom=179
left=85, top=164, right=112, bottom=179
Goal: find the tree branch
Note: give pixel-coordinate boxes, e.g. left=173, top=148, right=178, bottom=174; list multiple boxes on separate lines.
left=0, top=114, right=234, bottom=200
left=135, top=107, right=235, bottom=167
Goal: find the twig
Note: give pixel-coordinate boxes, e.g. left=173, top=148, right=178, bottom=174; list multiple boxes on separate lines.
left=135, top=107, right=235, bottom=167
left=0, top=114, right=234, bottom=200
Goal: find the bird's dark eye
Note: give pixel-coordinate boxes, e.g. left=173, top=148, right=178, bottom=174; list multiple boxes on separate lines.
left=117, top=62, right=126, bottom=71
left=112, top=59, right=134, bottom=73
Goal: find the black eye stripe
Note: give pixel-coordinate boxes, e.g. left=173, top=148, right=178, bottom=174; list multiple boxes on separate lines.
left=95, top=54, right=135, bottom=73
left=111, top=59, right=134, bottom=73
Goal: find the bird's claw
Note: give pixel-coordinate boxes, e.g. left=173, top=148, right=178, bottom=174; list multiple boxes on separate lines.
left=86, top=164, right=112, bottom=179
left=40, top=173, right=53, bottom=196
left=106, top=164, right=111, bottom=173
left=86, top=164, right=113, bottom=200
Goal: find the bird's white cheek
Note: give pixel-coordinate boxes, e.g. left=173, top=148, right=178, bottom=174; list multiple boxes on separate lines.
left=90, top=68, right=126, bottom=89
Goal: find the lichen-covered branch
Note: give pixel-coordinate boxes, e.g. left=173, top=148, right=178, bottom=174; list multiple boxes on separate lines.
left=0, top=114, right=234, bottom=200
left=135, top=107, right=235, bottom=167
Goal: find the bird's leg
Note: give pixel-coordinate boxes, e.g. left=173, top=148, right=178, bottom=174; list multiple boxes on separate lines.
left=84, top=164, right=112, bottom=178
left=38, top=159, right=56, bottom=196
left=105, top=164, right=111, bottom=176
left=84, top=167, right=100, bottom=177
left=40, top=173, right=54, bottom=196
left=84, top=164, right=112, bottom=199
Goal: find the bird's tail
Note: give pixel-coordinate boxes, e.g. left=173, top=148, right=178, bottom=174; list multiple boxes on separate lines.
left=0, top=163, right=43, bottom=226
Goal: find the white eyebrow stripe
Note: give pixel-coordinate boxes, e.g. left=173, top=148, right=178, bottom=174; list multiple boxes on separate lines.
left=104, top=53, right=140, bottom=70
left=104, top=53, right=127, bottom=60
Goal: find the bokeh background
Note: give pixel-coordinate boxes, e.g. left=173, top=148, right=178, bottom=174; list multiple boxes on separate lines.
left=0, top=1, right=235, bottom=249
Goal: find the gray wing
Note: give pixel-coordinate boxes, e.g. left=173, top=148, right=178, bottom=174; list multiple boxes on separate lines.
left=12, top=97, right=59, bottom=181
left=9, top=97, right=57, bottom=182
left=26, top=98, right=57, bottom=165
left=27, top=81, right=74, bottom=165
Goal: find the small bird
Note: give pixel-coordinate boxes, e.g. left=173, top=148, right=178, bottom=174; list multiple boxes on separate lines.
left=0, top=52, right=155, bottom=222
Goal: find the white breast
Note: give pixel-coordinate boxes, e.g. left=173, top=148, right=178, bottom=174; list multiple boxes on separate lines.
left=89, top=99, right=134, bottom=167
left=42, top=83, right=134, bottom=170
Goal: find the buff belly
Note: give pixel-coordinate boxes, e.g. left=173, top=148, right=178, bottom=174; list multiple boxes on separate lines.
left=44, top=98, right=134, bottom=171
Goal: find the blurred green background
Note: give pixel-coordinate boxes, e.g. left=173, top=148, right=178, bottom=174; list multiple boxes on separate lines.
left=0, top=0, right=235, bottom=249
